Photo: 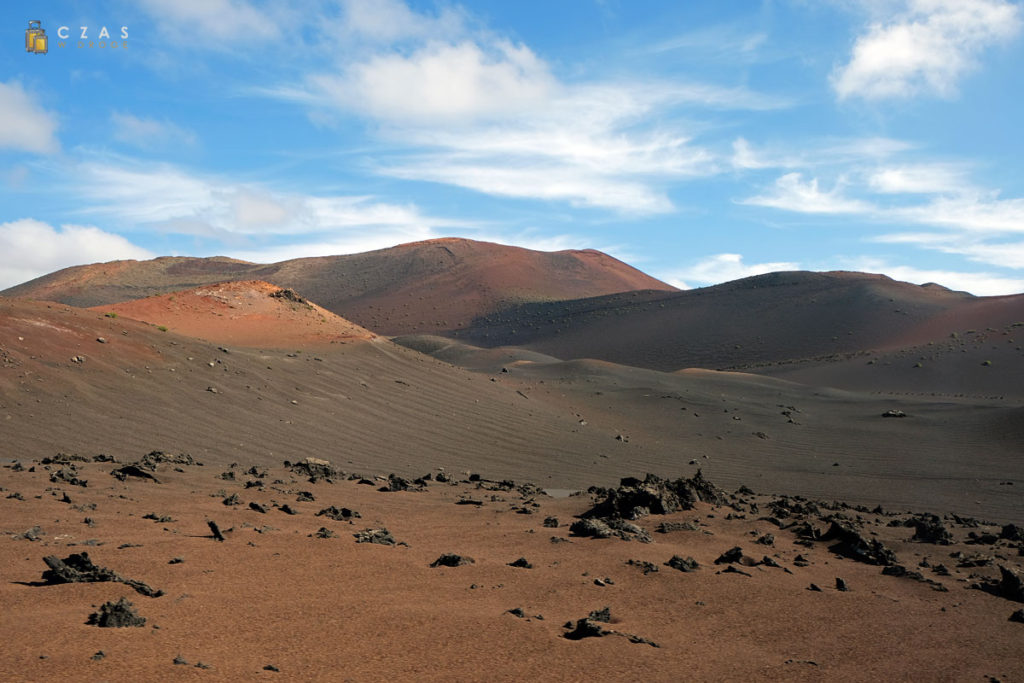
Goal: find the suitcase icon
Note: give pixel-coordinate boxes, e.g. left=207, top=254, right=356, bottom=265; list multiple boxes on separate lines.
left=26, top=20, right=47, bottom=54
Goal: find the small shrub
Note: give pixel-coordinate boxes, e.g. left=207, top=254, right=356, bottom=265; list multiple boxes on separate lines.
left=157, top=326, right=168, bottom=332
left=104, top=312, right=117, bottom=319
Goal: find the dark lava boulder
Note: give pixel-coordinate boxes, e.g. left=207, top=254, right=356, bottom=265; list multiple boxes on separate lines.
left=823, top=522, right=897, bottom=566
left=317, top=506, right=361, bottom=521
left=353, top=528, right=395, bottom=546
left=430, top=554, right=474, bottom=567
left=665, top=555, right=699, bottom=572
left=569, top=518, right=651, bottom=543
left=87, top=597, right=146, bottom=628
left=910, top=514, right=953, bottom=545
left=582, top=471, right=725, bottom=521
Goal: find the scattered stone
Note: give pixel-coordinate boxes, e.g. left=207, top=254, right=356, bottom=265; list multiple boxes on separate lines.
left=655, top=521, right=699, bottom=533
left=569, top=517, right=651, bottom=543
left=263, top=664, right=280, bottom=672
left=168, top=557, right=184, bottom=565
left=910, top=514, right=953, bottom=545
left=288, top=457, right=339, bottom=484
left=379, top=473, right=417, bottom=492
left=881, top=409, right=906, bottom=418
left=430, top=553, right=474, bottom=567
left=562, top=618, right=659, bottom=647
left=973, top=565, right=1024, bottom=603
left=455, top=498, right=483, bottom=506
left=91, top=651, right=105, bottom=661
left=543, top=516, right=559, bottom=528
left=354, top=528, right=396, bottom=546
left=823, top=521, right=897, bottom=566
left=222, top=493, right=241, bottom=506
left=1000, top=524, right=1024, bottom=543
left=755, top=533, right=775, bottom=546
left=249, top=502, right=268, bottom=514
left=142, top=513, right=173, bottom=523
left=295, top=491, right=316, bottom=502
left=316, top=506, right=360, bottom=521
left=207, top=520, right=226, bottom=542
left=173, top=656, right=188, bottom=666
left=40, top=552, right=163, bottom=597
left=87, top=597, right=146, bottom=627
left=719, top=565, right=752, bottom=577
left=583, top=471, right=726, bottom=521
left=507, top=607, right=526, bottom=618
left=836, top=577, right=850, bottom=591
left=808, top=583, right=823, bottom=592
left=714, top=546, right=757, bottom=566
left=626, top=559, right=659, bottom=574
left=508, top=557, right=533, bottom=569
left=793, top=555, right=810, bottom=567
left=111, top=465, right=159, bottom=483
left=588, top=606, right=611, bottom=623
left=14, top=525, right=42, bottom=541
left=665, top=555, right=699, bottom=573
left=1009, top=609, right=1024, bottom=623
left=313, top=527, right=336, bottom=539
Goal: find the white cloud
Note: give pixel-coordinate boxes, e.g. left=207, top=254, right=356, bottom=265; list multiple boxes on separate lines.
left=67, top=159, right=470, bottom=240
left=875, top=232, right=1024, bottom=268
left=0, top=219, right=153, bottom=290
left=335, top=0, right=466, bottom=44
left=311, top=40, right=556, bottom=124
left=849, top=257, right=1024, bottom=295
left=741, top=173, right=875, bottom=214
left=894, top=194, right=1024, bottom=233
left=111, top=112, right=197, bottom=150
left=730, top=136, right=914, bottom=172
left=832, top=0, right=1022, bottom=100
left=0, top=81, right=59, bottom=154
left=664, top=253, right=800, bottom=289
left=867, top=164, right=970, bottom=193
left=137, top=0, right=280, bottom=42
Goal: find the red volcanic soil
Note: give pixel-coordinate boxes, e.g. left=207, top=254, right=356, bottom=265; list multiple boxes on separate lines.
left=89, top=280, right=375, bottom=349
left=1, top=457, right=1023, bottom=681
left=3, top=238, right=675, bottom=335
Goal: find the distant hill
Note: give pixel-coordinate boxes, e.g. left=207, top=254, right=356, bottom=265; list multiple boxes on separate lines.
left=3, top=238, right=675, bottom=335
left=451, top=270, right=1024, bottom=373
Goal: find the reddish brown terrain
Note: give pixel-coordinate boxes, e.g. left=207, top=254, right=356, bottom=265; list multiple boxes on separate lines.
left=2, top=238, right=674, bottom=335
left=2, top=241, right=1023, bottom=681
left=89, top=281, right=375, bottom=349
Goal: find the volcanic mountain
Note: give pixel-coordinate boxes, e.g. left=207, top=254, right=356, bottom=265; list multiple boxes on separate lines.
left=2, top=238, right=674, bottom=335
left=451, top=270, right=1024, bottom=393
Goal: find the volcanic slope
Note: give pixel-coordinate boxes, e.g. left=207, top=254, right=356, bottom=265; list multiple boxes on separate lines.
left=3, top=294, right=1022, bottom=522
left=89, top=280, right=375, bottom=349
left=451, top=271, right=1024, bottom=389
left=2, top=238, right=674, bottom=335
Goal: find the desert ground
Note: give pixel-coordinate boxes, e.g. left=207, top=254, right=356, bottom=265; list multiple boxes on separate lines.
left=2, top=240, right=1023, bottom=681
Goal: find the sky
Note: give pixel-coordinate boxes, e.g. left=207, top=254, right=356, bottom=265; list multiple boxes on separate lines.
left=2, top=0, right=1024, bottom=295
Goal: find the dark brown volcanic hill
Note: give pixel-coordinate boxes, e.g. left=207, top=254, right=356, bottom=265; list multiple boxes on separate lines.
left=452, top=270, right=1024, bottom=375
left=2, top=238, right=674, bottom=335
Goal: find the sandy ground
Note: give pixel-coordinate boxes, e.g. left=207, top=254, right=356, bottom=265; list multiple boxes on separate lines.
left=1, top=456, right=1022, bottom=682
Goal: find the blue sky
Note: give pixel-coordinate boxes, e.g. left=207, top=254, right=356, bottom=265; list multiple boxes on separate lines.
left=2, top=0, right=1024, bottom=295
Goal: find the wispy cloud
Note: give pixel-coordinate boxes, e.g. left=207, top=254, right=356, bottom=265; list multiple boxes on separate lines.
left=847, top=257, right=1024, bottom=296
left=66, top=158, right=472, bottom=244
left=0, top=219, right=153, bottom=289
left=0, top=81, right=59, bottom=154
left=248, top=0, right=788, bottom=214
left=136, top=0, right=282, bottom=43
left=111, top=112, right=198, bottom=150
left=664, top=253, right=800, bottom=289
left=832, top=0, right=1022, bottom=100
left=740, top=173, right=875, bottom=214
